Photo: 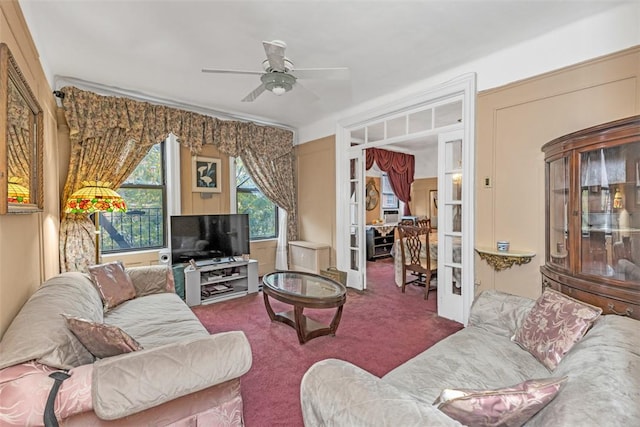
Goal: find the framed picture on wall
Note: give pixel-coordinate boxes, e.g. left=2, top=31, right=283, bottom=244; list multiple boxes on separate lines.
left=430, top=190, right=438, bottom=227
left=192, top=156, right=222, bottom=193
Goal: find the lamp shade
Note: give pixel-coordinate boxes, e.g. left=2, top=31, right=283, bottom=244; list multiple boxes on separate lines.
left=7, top=176, right=29, bottom=204
left=613, top=188, right=624, bottom=210
left=65, top=181, right=127, bottom=214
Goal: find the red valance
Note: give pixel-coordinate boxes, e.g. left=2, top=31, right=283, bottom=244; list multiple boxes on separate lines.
left=366, top=148, right=415, bottom=215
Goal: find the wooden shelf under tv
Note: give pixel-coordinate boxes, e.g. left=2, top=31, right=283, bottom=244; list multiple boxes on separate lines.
left=184, top=259, right=259, bottom=306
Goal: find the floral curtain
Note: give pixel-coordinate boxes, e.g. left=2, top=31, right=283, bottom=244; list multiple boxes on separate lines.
left=59, top=86, right=296, bottom=272
left=216, top=121, right=297, bottom=244
left=366, top=148, right=415, bottom=215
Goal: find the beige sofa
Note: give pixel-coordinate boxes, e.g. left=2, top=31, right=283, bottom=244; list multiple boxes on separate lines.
left=301, top=290, right=640, bottom=426
left=0, top=265, right=252, bottom=426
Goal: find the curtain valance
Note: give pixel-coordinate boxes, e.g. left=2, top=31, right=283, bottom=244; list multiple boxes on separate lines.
left=60, top=86, right=294, bottom=159
left=366, top=147, right=415, bottom=215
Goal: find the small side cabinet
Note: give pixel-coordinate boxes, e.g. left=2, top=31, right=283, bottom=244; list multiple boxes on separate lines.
left=366, top=226, right=395, bottom=261
left=289, top=241, right=331, bottom=274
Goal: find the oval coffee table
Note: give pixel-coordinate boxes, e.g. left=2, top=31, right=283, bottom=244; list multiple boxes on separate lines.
left=262, top=271, right=347, bottom=344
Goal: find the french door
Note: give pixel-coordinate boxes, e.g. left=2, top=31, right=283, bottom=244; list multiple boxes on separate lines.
left=437, top=130, right=472, bottom=322
left=345, top=149, right=366, bottom=290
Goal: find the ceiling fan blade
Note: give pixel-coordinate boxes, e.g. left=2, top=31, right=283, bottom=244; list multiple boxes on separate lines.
left=241, top=84, right=267, bottom=102
left=293, top=67, right=350, bottom=80
left=263, top=40, right=286, bottom=72
left=202, top=68, right=264, bottom=76
left=294, top=81, right=320, bottom=103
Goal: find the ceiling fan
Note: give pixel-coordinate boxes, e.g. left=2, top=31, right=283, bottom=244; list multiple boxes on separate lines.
left=201, top=40, right=349, bottom=102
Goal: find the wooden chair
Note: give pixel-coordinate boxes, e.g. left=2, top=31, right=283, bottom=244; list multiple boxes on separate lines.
left=416, top=218, right=431, bottom=230
left=397, top=224, right=437, bottom=299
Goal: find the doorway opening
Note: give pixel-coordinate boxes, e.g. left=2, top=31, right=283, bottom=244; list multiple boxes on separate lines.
left=335, top=74, right=476, bottom=324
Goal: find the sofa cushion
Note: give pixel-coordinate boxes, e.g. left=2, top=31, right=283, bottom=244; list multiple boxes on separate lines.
left=88, top=261, right=136, bottom=311
left=468, top=290, right=535, bottom=338
left=0, top=272, right=103, bottom=370
left=513, top=288, right=602, bottom=370
left=383, top=326, right=550, bottom=405
left=104, top=292, right=208, bottom=349
left=63, top=315, right=142, bottom=359
left=434, top=376, right=567, bottom=427
left=126, top=264, right=175, bottom=297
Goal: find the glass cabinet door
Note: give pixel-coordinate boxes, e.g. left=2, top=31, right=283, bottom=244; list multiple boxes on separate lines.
left=579, top=141, right=640, bottom=282
left=548, top=157, right=570, bottom=270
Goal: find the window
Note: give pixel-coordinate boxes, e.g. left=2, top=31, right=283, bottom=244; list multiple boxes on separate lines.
left=381, top=173, right=399, bottom=209
left=236, top=157, right=278, bottom=240
left=101, top=142, right=166, bottom=252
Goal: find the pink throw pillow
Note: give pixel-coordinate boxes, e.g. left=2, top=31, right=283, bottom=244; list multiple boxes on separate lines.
left=88, top=261, right=136, bottom=311
left=63, top=315, right=142, bottom=359
left=434, top=376, right=567, bottom=427
left=513, top=288, right=602, bottom=370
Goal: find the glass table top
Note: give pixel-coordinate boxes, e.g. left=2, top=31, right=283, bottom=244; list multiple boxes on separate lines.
left=262, top=271, right=346, bottom=299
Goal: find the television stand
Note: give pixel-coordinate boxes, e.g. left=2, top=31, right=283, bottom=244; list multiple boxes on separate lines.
left=184, top=259, right=258, bottom=306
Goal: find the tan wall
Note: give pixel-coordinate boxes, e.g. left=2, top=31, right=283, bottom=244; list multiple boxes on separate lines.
left=476, top=46, right=640, bottom=300
left=0, top=1, right=59, bottom=338
left=410, top=177, right=437, bottom=220
left=295, top=135, right=336, bottom=265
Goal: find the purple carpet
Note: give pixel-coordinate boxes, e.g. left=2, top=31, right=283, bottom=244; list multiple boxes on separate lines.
left=192, top=258, right=463, bottom=426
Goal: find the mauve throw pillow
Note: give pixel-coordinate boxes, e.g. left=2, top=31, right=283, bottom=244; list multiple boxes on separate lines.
left=512, top=288, right=602, bottom=370
left=63, top=315, right=142, bottom=359
left=88, top=261, right=136, bottom=311
left=434, top=376, right=568, bottom=427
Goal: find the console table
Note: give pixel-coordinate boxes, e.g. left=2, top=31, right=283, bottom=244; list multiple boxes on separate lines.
left=475, top=247, right=536, bottom=272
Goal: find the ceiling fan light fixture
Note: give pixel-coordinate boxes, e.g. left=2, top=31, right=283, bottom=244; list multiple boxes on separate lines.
left=271, top=86, right=287, bottom=96
left=261, top=72, right=296, bottom=96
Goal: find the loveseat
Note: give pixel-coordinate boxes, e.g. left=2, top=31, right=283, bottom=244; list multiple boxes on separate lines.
left=0, top=264, right=252, bottom=426
left=301, top=289, right=640, bottom=426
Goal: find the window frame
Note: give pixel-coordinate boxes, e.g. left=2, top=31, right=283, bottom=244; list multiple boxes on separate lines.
left=234, top=157, right=279, bottom=241
left=101, top=141, right=167, bottom=254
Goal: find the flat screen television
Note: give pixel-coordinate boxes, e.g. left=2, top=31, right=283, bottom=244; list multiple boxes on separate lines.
left=170, top=214, right=250, bottom=264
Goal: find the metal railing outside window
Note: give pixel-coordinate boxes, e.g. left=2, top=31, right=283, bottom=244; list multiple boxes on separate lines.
left=101, top=142, right=166, bottom=253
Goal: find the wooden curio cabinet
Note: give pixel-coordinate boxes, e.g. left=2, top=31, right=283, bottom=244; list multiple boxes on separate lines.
left=542, top=115, right=640, bottom=320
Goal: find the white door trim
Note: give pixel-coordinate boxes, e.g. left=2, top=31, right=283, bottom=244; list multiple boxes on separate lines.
left=335, top=73, right=476, bottom=323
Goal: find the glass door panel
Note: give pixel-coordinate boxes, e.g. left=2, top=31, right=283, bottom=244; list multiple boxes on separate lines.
left=348, top=154, right=365, bottom=288
left=548, top=157, right=570, bottom=270
left=438, top=131, right=465, bottom=322
left=579, top=142, right=640, bottom=281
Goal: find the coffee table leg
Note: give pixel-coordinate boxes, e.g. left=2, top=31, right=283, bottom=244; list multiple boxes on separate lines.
left=329, top=304, right=344, bottom=335
left=263, top=292, right=277, bottom=321
left=294, top=305, right=307, bottom=344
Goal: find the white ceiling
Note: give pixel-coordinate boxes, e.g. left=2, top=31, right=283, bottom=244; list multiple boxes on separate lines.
left=19, top=1, right=624, bottom=132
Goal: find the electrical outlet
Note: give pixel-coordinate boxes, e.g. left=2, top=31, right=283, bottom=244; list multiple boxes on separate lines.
left=484, top=177, right=491, bottom=188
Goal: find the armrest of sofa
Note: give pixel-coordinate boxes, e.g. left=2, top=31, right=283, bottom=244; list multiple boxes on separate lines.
left=300, top=359, right=461, bottom=426
left=126, top=265, right=175, bottom=297
left=92, top=331, right=252, bottom=420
